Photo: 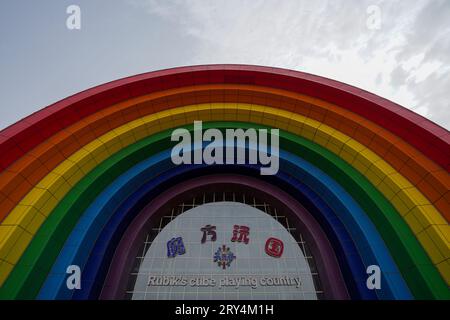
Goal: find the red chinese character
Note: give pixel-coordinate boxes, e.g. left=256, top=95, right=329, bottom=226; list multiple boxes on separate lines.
left=265, top=237, right=284, bottom=258
left=231, top=225, right=250, bottom=244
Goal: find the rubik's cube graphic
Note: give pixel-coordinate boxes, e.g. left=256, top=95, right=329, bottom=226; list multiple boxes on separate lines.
left=214, top=245, right=236, bottom=269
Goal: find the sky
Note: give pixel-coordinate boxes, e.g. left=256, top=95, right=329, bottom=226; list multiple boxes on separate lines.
left=0, top=0, right=449, bottom=130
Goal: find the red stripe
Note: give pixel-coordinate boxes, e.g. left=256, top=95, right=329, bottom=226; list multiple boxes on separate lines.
left=0, top=65, right=448, bottom=170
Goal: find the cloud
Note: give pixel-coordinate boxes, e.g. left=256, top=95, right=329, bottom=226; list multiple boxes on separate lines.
left=131, top=0, right=450, bottom=129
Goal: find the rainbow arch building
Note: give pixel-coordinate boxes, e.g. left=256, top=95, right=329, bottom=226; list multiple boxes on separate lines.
left=0, top=65, right=448, bottom=300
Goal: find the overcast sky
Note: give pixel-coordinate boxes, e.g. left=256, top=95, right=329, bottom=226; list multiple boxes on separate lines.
left=1, top=0, right=449, bottom=130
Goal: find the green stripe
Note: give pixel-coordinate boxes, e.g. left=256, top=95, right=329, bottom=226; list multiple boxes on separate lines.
left=0, top=122, right=447, bottom=299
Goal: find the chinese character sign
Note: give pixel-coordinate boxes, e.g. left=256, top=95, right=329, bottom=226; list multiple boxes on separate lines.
left=200, top=224, right=217, bottom=243
left=265, top=237, right=284, bottom=258
left=231, top=225, right=250, bottom=244
left=167, top=237, right=186, bottom=257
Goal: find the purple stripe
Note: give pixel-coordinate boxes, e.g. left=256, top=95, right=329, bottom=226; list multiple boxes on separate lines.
left=100, top=174, right=349, bottom=299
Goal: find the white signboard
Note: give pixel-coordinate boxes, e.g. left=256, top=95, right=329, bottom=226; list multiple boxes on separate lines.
left=132, top=202, right=317, bottom=300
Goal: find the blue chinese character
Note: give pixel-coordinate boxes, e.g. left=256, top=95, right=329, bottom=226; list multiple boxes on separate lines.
left=167, top=237, right=186, bottom=257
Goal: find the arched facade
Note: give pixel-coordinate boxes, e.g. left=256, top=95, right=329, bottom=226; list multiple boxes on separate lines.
left=0, top=65, right=448, bottom=300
